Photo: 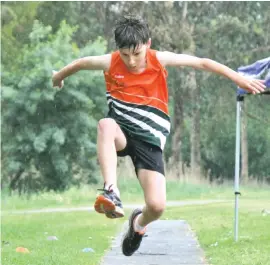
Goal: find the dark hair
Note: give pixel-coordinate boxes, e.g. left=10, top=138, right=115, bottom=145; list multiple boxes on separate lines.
left=114, top=15, right=150, bottom=50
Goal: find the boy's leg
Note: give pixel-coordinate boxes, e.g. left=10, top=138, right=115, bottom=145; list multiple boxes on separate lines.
left=122, top=169, right=166, bottom=256
left=137, top=169, right=166, bottom=226
left=94, top=118, right=127, bottom=218
left=97, top=118, right=127, bottom=189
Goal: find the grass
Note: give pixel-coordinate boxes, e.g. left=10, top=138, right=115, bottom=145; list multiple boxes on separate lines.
left=2, top=179, right=270, bottom=264
left=2, top=178, right=270, bottom=211
left=1, top=197, right=270, bottom=265
left=164, top=200, right=270, bottom=265
left=1, top=211, right=124, bottom=265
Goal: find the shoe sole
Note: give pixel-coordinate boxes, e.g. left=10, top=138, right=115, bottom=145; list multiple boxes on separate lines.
left=94, top=195, right=124, bottom=219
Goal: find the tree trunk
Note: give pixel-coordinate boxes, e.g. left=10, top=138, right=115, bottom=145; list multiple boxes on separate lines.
left=190, top=71, right=201, bottom=178
left=171, top=90, right=184, bottom=179
left=9, top=168, right=24, bottom=194
left=169, top=1, right=190, bottom=180
left=241, top=101, right=249, bottom=183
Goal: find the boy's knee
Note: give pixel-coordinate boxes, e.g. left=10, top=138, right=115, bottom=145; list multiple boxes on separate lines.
left=98, top=118, right=117, bottom=135
left=147, top=201, right=166, bottom=218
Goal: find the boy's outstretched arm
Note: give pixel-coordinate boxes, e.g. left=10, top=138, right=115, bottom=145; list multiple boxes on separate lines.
left=52, top=54, right=111, bottom=88
left=157, top=51, right=266, bottom=94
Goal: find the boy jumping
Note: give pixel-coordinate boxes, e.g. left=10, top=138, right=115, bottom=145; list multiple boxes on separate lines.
left=52, top=15, right=265, bottom=256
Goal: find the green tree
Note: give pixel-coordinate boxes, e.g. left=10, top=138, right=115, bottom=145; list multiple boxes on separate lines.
left=1, top=21, right=107, bottom=192
left=193, top=2, right=270, bottom=180
left=36, top=2, right=104, bottom=48
left=1, top=2, right=41, bottom=71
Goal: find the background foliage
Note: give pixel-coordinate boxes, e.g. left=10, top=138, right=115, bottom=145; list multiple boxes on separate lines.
left=1, top=1, right=270, bottom=193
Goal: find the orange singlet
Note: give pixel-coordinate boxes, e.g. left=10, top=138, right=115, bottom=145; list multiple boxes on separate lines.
left=104, top=49, right=171, bottom=150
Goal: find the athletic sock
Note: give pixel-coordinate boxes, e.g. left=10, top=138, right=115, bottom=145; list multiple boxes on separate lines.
left=133, top=213, right=146, bottom=233
left=104, top=183, right=120, bottom=198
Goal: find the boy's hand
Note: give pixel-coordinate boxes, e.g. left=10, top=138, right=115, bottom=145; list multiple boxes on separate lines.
left=52, top=70, right=64, bottom=89
left=236, top=75, right=265, bottom=94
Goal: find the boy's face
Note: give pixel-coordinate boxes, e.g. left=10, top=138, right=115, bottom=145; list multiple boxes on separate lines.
left=119, top=39, right=151, bottom=73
